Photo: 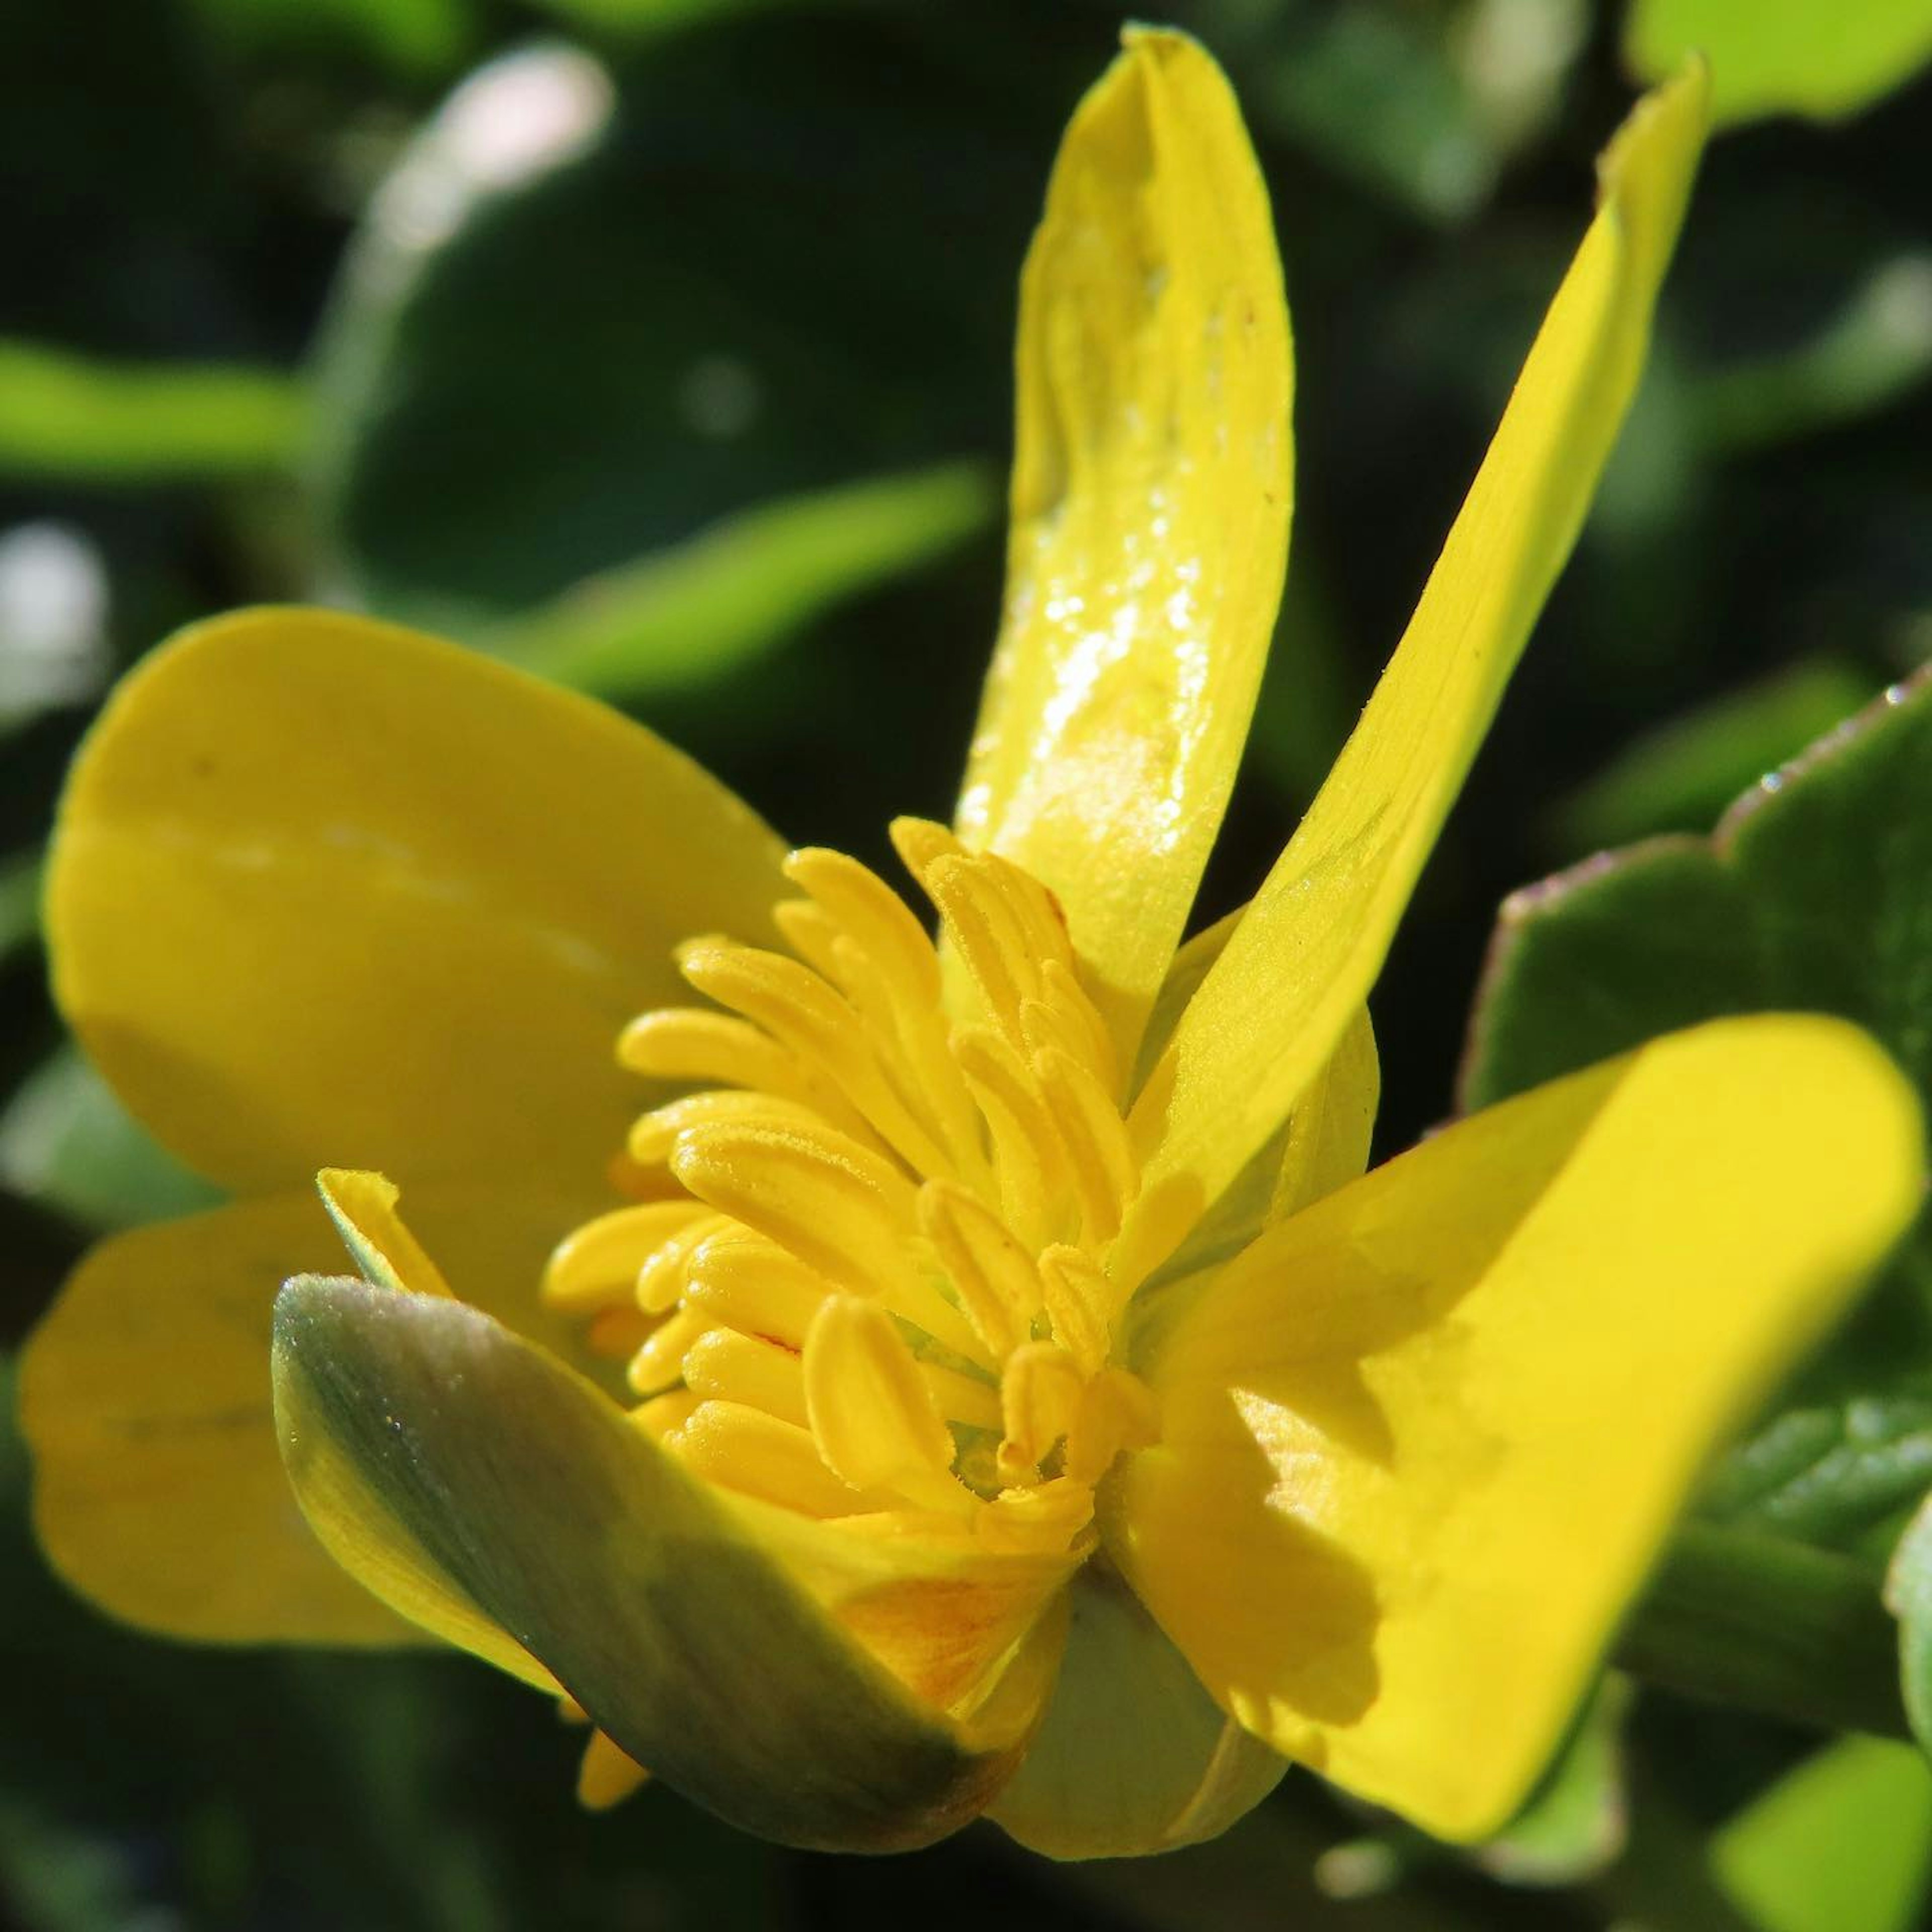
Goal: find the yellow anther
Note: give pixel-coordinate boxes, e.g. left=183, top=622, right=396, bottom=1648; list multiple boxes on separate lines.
left=541, top=1199, right=707, bottom=1314
left=627, top=1089, right=825, bottom=1167
left=682, top=1326, right=809, bottom=1428
left=618, top=1007, right=811, bottom=1102
left=626, top=1304, right=710, bottom=1396
left=629, top=1389, right=701, bottom=1439
left=586, top=1305, right=655, bottom=1359
left=998, top=1341, right=1086, bottom=1480
left=804, top=1296, right=971, bottom=1513
left=576, top=1729, right=651, bottom=1811
left=952, top=1028, right=1066, bottom=1251
left=634, top=1212, right=731, bottom=1316
left=887, top=815, right=964, bottom=882
left=1036, top=1244, right=1112, bottom=1376
left=980, top=850, right=1074, bottom=974
left=682, top=1229, right=831, bottom=1350
left=1039, top=957, right=1119, bottom=1098
left=1034, top=1044, right=1138, bottom=1244
left=770, top=896, right=846, bottom=984
left=917, top=1358, right=1005, bottom=1432
left=1062, top=1367, right=1160, bottom=1485
left=978, top=1475, right=1097, bottom=1554
left=917, top=1178, right=1041, bottom=1358
left=672, top=1400, right=884, bottom=1517
left=677, top=938, right=952, bottom=1178
left=922, top=853, right=1035, bottom=1044
left=671, top=1120, right=918, bottom=1300
left=784, top=845, right=944, bottom=1008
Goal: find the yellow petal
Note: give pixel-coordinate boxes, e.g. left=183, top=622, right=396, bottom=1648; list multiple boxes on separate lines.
left=1109, top=1014, right=1923, bottom=1841
left=19, top=1179, right=595, bottom=1649
left=1123, top=67, right=1708, bottom=1268
left=48, top=606, right=787, bottom=1196
left=273, top=1276, right=1057, bottom=1850
left=953, top=27, right=1292, bottom=1066
left=988, top=1567, right=1285, bottom=1860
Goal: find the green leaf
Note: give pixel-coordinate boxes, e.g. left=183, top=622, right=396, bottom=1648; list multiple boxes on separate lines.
left=1552, top=658, right=1877, bottom=851
left=0, top=855, right=41, bottom=969
left=986, top=1567, right=1284, bottom=1861
left=1711, top=1736, right=1932, bottom=1932
left=1472, top=1677, right=1630, bottom=1886
left=271, top=1277, right=1035, bottom=1852
left=1626, top=0, right=1932, bottom=126
left=484, top=461, right=993, bottom=700
left=310, top=35, right=1035, bottom=621
left=0, top=1046, right=222, bottom=1230
left=1886, top=1496, right=1932, bottom=1756
left=0, top=340, right=306, bottom=482
left=1466, top=669, right=1932, bottom=1560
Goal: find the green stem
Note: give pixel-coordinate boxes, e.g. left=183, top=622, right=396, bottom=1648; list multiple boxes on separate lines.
left=1617, top=1522, right=1907, bottom=1737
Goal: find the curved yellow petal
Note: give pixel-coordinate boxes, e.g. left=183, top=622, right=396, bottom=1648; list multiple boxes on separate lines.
left=988, top=1566, right=1285, bottom=1860
left=1122, top=67, right=1707, bottom=1271
left=1110, top=1014, right=1923, bottom=1841
left=273, top=1276, right=1055, bottom=1850
left=49, top=607, right=787, bottom=1197
left=953, top=27, right=1292, bottom=1065
left=19, top=1178, right=595, bottom=1648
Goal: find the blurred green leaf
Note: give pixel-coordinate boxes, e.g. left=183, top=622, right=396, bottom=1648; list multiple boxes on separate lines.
left=1888, top=1496, right=1932, bottom=1758
left=528, top=0, right=802, bottom=34
left=311, top=34, right=1039, bottom=622
left=1552, top=657, right=1876, bottom=851
left=1627, top=0, right=1932, bottom=125
left=0, top=1047, right=221, bottom=1232
left=0, top=341, right=306, bottom=484
left=189, top=0, right=472, bottom=73
left=1711, top=1737, right=1932, bottom=1932
left=1694, top=255, right=1932, bottom=454
left=1474, top=1678, right=1630, bottom=1886
left=1465, top=670, right=1932, bottom=1563
left=486, top=459, right=993, bottom=700
left=0, top=858, right=40, bottom=968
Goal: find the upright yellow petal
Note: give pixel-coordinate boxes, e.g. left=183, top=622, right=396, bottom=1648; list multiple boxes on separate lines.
left=1109, top=1014, right=1922, bottom=1841
left=953, top=27, right=1292, bottom=1066
left=49, top=607, right=787, bottom=1197
left=1122, top=67, right=1707, bottom=1268
left=20, top=1179, right=597, bottom=1648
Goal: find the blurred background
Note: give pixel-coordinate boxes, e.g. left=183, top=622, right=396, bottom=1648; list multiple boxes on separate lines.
left=4, top=0, right=1932, bottom=1925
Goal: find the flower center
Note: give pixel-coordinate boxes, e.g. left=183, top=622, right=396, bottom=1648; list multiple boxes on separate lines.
left=543, top=817, right=1159, bottom=1555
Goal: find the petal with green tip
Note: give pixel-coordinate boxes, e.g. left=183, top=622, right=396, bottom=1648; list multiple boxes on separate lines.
left=272, top=1278, right=1055, bottom=1850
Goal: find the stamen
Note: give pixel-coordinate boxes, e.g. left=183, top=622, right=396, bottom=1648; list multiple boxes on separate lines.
left=671, top=1120, right=918, bottom=1297
left=542, top=1199, right=708, bottom=1314
left=952, top=1029, right=1067, bottom=1251
left=556, top=828, right=1169, bottom=1568
left=997, top=1341, right=1085, bottom=1480
left=917, top=1179, right=1040, bottom=1358
left=627, top=1090, right=826, bottom=1166
left=677, top=939, right=954, bottom=1178
left=1037, top=1244, right=1112, bottom=1376
left=1033, top=1045, right=1139, bottom=1243
left=635, top=1212, right=732, bottom=1316
left=672, top=1399, right=884, bottom=1517
left=682, top=1326, right=809, bottom=1427
left=803, top=1296, right=973, bottom=1514
left=683, top=1229, right=830, bottom=1349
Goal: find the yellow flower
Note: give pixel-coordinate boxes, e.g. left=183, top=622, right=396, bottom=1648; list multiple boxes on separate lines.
left=19, top=29, right=1924, bottom=1859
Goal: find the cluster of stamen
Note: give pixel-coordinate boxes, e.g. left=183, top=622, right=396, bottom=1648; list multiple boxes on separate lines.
left=543, top=818, right=1160, bottom=1557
